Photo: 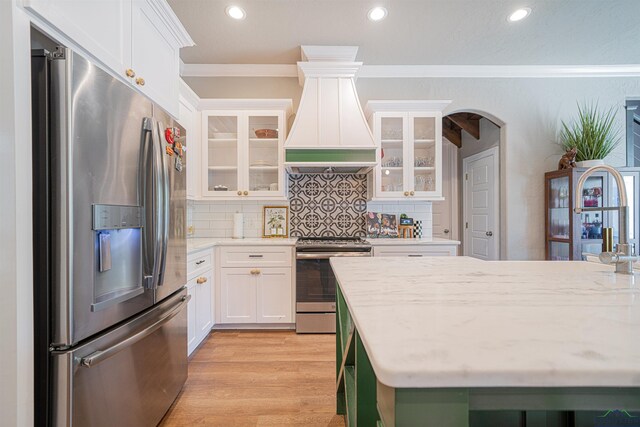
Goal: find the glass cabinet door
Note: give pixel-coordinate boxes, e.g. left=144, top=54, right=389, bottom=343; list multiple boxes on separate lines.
left=379, top=116, right=405, bottom=195
left=548, top=175, right=571, bottom=239
left=247, top=115, right=280, bottom=195
left=579, top=175, right=604, bottom=244
left=206, top=115, right=239, bottom=194
left=412, top=116, right=437, bottom=193
left=548, top=241, right=570, bottom=261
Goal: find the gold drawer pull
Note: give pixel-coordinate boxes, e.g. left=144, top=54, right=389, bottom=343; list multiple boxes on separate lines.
left=135, top=77, right=145, bottom=86
left=125, top=68, right=136, bottom=78
left=250, top=269, right=261, bottom=275
left=196, top=277, right=207, bottom=284
left=243, top=190, right=249, bottom=196
left=404, top=191, right=409, bottom=196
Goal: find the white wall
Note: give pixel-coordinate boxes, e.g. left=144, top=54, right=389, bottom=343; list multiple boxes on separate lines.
left=0, top=1, right=34, bottom=425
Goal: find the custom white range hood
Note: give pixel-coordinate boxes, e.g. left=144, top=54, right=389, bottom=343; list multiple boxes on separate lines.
left=284, top=46, right=377, bottom=174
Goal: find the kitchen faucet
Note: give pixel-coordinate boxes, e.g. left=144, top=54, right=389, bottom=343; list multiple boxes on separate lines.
left=574, top=165, right=638, bottom=274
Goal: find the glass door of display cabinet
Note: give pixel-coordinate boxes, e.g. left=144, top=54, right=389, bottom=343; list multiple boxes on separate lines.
left=377, top=114, right=407, bottom=198
left=548, top=241, right=571, bottom=261
left=410, top=114, right=441, bottom=197
left=578, top=173, right=607, bottom=256
left=204, top=113, right=240, bottom=196
left=246, top=114, right=283, bottom=197
left=545, top=172, right=574, bottom=260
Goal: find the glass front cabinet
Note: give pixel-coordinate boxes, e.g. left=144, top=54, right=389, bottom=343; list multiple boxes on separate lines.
left=364, top=101, right=450, bottom=201
left=544, top=167, right=640, bottom=260
left=200, top=100, right=293, bottom=200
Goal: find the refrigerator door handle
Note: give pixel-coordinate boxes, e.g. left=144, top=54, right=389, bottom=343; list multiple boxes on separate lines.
left=79, top=295, right=190, bottom=368
left=141, top=117, right=163, bottom=289
left=156, top=121, right=170, bottom=286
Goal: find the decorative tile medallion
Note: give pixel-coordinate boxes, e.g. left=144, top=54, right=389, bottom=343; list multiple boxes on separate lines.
left=288, top=174, right=367, bottom=237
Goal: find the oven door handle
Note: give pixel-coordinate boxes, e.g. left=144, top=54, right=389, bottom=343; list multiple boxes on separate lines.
left=296, top=252, right=372, bottom=260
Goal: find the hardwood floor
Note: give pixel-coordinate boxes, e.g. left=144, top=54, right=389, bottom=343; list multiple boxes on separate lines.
left=160, top=331, right=345, bottom=426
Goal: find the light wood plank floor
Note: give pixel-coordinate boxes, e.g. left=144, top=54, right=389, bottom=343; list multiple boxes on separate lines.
left=160, top=331, right=345, bottom=427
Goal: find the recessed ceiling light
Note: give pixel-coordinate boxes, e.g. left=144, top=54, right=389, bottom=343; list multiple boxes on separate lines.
left=368, top=6, right=388, bottom=22
left=226, top=5, right=246, bottom=20
left=508, top=7, right=531, bottom=22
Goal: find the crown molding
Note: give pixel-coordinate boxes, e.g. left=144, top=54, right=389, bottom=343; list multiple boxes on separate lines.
left=181, top=63, right=640, bottom=79
left=148, top=0, right=195, bottom=47
left=297, top=61, right=363, bottom=85
left=198, top=98, right=293, bottom=116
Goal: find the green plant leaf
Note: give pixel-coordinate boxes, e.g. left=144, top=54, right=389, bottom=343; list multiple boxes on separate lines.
left=560, top=101, right=621, bottom=162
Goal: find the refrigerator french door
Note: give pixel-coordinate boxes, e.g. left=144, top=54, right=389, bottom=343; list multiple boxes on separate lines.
left=32, top=47, right=187, bottom=426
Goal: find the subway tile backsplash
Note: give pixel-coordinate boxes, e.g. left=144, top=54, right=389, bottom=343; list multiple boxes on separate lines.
left=186, top=175, right=433, bottom=239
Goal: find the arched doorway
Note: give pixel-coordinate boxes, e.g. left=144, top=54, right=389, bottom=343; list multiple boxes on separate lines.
left=435, top=111, right=506, bottom=260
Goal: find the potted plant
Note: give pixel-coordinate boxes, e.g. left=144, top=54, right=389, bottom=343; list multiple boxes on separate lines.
left=560, top=102, right=621, bottom=167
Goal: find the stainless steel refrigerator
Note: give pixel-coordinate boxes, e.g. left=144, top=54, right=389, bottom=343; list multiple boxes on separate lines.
left=32, top=46, right=188, bottom=427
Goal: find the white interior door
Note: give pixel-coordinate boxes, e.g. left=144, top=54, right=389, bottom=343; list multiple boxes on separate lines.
left=432, top=141, right=458, bottom=239
left=463, top=147, right=499, bottom=260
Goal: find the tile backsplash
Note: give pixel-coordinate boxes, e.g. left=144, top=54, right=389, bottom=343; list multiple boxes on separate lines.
left=288, top=174, right=368, bottom=237
left=187, top=174, right=433, bottom=239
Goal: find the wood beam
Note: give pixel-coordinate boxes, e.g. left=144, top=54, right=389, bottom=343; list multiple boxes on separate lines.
left=442, top=117, right=461, bottom=148
left=448, top=113, right=481, bottom=140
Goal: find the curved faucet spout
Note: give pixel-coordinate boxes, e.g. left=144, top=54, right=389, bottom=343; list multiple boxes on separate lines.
left=573, top=164, right=635, bottom=274
left=574, top=165, right=627, bottom=214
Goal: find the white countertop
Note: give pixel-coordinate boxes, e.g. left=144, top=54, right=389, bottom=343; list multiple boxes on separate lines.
left=187, top=237, right=298, bottom=253
left=330, top=256, right=640, bottom=389
left=365, top=237, right=460, bottom=246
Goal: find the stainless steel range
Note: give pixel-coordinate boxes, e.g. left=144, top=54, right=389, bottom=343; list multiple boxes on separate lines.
left=296, top=237, right=372, bottom=333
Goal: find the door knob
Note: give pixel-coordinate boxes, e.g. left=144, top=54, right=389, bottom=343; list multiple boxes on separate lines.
left=444, top=229, right=450, bottom=234
left=125, top=68, right=136, bottom=78
left=486, top=231, right=493, bottom=237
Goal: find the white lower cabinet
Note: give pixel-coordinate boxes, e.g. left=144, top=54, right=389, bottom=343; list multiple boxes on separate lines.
left=218, top=245, right=294, bottom=326
left=220, top=268, right=258, bottom=324
left=187, top=249, right=214, bottom=356
left=373, top=244, right=458, bottom=257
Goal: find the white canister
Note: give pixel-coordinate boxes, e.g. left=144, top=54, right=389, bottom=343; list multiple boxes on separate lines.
left=233, top=212, right=244, bottom=239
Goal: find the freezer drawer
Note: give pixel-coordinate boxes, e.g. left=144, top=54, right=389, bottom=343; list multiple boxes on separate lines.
left=51, top=289, right=189, bottom=427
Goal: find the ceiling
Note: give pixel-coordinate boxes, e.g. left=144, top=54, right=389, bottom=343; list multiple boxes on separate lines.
left=168, top=0, right=640, bottom=66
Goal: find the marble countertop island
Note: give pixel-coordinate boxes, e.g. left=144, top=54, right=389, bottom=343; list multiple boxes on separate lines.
left=365, top=237, right=460, bottom=246
left=330, top=256, right=640, bottom=389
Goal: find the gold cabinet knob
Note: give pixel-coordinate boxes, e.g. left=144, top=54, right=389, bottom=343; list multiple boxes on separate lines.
left=125, top=68, right=136, bottom=78
left=237, top=191, right=242, bottom=196
left=410, top=191, right=415, bottom=196
left=243, top=190, right=249, bottom=196
left=196, top=277, right=207, bottom=284
left=404, top=191, right=409, bottom=196
left=135, top=77, right=145, bottom=86
left=250, top=269, right=261, bottom=275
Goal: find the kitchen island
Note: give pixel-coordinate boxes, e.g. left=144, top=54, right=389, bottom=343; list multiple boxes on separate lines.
left=330, top=256, right=640, bottom=426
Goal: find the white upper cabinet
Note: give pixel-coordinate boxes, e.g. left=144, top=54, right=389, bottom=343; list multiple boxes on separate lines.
left=24, top=0, right=132, bottom=75
left=365, top=101, right=451, bottom=201
left=200, top=100, right=293, bottom=201
left=23, top=0, right=194, bottom=118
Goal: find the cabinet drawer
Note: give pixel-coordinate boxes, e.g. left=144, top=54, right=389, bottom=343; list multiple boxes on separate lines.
left=373, top=245, right=457, bottom=257
left=187, top=249, right=213, bottom=278
left=220, top=246, right=292, bottom=268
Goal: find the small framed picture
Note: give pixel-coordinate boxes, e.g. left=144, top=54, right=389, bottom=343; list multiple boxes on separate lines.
left=263, top=206, right=289, bottom=238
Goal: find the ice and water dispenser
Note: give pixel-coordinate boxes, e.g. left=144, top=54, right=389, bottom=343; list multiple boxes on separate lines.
left=92, top=204, right=144, bottom=311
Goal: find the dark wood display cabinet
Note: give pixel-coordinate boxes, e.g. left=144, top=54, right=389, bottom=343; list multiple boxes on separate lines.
left=545, top=167, right=640, bottom=260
